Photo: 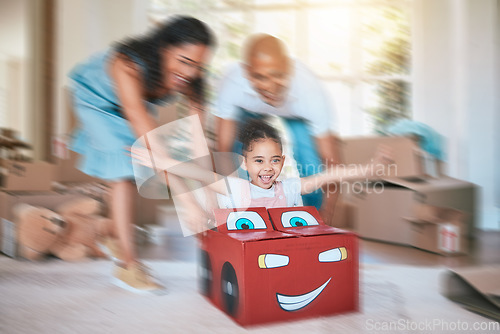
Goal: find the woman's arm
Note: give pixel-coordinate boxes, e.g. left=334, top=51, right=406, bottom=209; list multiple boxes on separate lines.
left=109, top=54, right=158, bottom=138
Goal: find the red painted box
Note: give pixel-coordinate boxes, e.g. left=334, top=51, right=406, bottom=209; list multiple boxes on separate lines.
left=198, top=206, right=359, bottom=326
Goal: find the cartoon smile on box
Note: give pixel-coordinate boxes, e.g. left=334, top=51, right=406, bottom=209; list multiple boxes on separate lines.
left=198, top=206, right=359, bottom=326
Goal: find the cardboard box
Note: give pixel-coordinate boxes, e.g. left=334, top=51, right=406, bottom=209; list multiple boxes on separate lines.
left=53, top=150, right=99, bottom=183
left=0, top=160, right=54, bottom=191
left=200, top=206, right=359, bottom=326
left=405, top=204, right=467, bottom=255
left=0, top=191, right=87, bottom=256
left=53, top=180, right=167, bottom=227
left=349, top=176, right=476, bottom=246
left=341, top=136, right=426, bottom=179
left=349, top=183, right=414, bottom=244
left=329, top=195, right=356, bottom=229
left=387, top=177, right=476, bottom=237
left=406, top=217, right=467, bottom=255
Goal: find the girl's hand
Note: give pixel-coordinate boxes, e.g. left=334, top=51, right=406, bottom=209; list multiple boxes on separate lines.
left=367, top=144, right=395, bottom=178
left=373, top=144, right=394, bottom=167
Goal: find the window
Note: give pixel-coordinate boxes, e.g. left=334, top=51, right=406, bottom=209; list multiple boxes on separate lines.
left=149, top=0, right=412, bottom=136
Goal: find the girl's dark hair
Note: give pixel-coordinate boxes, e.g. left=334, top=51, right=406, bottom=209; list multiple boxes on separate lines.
left=240, top=119, right=282, bottom=154
left=114, top=16, right=215, bottom=103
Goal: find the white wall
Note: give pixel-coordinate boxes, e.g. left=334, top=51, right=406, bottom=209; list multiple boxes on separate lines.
left=497, top=3, right=500, bottom=211
left=0, top=0, right=28, bottom=57
left=496, top=2, right=500, bottom=212
left=54, top=0, right=149, bottom=135
left=413, top=0, right=498, bottom=230
left=0, top=0, right=29, bottom=139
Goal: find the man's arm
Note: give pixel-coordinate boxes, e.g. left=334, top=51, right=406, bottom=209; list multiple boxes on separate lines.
left=316, top=134, right=341, bottom=167
left=216, top=117, right=238, bottom=152
left=315, top=134, right=342, bottom=226
left=214, top=117, right=241, bottom=177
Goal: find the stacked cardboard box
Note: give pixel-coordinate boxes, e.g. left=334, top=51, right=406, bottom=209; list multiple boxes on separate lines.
left=0, top=134, right=106, bottom=257
left=1, top=129, right=58, bottom=256
left=339, top=136, right=476, bottom=255
left=1, top=122, right=168, bottom=257
left=1, top=128, right=54, bottom=191
left=0, top=191, right=86, bottom=257
left=1, top=159, right=54, bottom=191
left=51, top=136, right=166, bottom=228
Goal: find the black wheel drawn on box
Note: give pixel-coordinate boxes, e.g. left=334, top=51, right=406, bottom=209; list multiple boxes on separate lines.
left=221, top=261, right=239, bottom=316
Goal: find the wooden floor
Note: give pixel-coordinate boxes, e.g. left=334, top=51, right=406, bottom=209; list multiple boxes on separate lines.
left=138, top=230, right=500, bottom=268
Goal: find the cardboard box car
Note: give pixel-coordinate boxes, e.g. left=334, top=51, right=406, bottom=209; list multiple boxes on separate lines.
left=0, top=191, right=90, bottom=257
left=404, top=205, right=467, bottom=255
left=349, top=176, right=476, bottom=246
left=340, top=136, right=426, bottom=179
left=0, top=160, right=53, bottom=191
left=199, top=206, right=359, bottom=326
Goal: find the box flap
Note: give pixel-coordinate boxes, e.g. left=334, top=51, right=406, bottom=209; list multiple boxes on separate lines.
left=281, top=225, right=356, bottom=237
left=442, top=265, right=500, bottom=319
left=404, top=217, right=462, bottom=227
left=267, top=206, right=355, bottom=236
left=404, top=203, right=466, bottom=226
left=382, top=176, right=475, bottom=193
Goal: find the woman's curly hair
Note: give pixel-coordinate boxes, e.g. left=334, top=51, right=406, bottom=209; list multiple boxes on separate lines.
left=239, top=119, right=282, bottom=154
left=114, top=16, right=215, bottom=104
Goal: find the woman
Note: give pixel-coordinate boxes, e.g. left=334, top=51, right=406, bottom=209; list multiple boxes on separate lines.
left=69, top=16, right=215, bottom=294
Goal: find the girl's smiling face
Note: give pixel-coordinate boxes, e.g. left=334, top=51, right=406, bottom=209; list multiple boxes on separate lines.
left=243, top=138, right=285, bottom=189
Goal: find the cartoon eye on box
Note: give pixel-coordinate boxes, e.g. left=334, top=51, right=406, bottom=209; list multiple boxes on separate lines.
left=214, top=207, right=274, bottom=233
left=268, top=206, right=324, bottom=232
left=280, top=210, right=320, bottom=228
left=199, top=206, right=359, bottom=326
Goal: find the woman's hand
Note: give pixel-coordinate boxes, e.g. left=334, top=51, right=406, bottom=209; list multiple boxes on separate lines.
left=129, top=145, right=180, bottom=173
left=129, top=146, right=155, bottom=169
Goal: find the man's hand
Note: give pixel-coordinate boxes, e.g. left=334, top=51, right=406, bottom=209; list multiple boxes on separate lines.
left=316, top=134, right=341, bottom=227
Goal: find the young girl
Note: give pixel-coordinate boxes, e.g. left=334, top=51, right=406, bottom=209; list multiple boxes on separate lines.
left=216, top=119, right=392, bottom=209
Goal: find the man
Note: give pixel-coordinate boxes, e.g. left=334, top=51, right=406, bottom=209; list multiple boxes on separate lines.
left=213, top=34, right=340, bottom=221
